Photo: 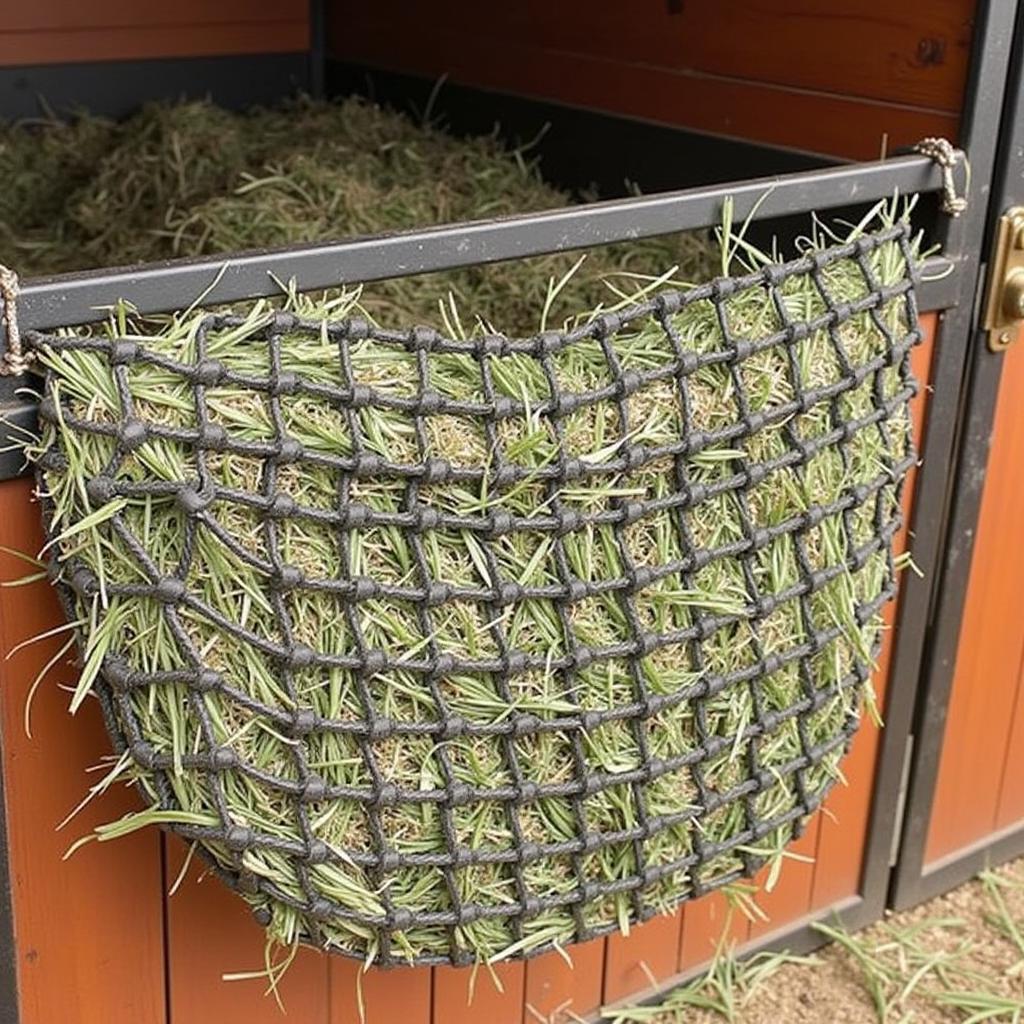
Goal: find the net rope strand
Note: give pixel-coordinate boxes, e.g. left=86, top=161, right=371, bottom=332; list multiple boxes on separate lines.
left=28, top=222, right=922, bottom=967
left=0, top=263, right=30, bottom=377
left=913, top=137, right=969, bottom=217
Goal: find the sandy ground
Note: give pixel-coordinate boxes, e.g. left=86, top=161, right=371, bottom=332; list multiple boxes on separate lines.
left=608, top=857, right=1024, bottom=1023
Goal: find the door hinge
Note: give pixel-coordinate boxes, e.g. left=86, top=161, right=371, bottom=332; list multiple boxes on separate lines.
left=983, top=206, right=1024, bottom=351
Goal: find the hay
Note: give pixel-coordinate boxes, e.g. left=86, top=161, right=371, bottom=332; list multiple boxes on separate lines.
left=28, top=185, right=921, bottom=967
left=0, top=96, right=715, bottom=332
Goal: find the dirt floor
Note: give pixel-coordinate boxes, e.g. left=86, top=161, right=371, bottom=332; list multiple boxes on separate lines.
left=606, top=858, right=1024, bottom=1023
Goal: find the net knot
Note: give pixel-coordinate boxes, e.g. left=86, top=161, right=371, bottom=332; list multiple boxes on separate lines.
left=913, top=137, right=969, bottom=217
left=0, top=263, right=31, bottom=376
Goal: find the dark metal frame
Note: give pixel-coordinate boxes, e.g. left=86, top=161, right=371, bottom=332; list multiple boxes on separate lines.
left=0, top=0, right=1018, bottom=1018
left=889, top=0, right=1024, bottom=911
left=0, top=54, right=313, bottom=120
left=6, top=154, right=956, bottom=339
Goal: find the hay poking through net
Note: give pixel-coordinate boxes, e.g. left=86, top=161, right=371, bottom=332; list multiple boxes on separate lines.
left=23, top=197, right=922, bottom=969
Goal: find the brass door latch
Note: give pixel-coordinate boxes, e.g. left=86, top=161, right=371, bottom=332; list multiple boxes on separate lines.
left=984, top=207, right=1024, bottom=351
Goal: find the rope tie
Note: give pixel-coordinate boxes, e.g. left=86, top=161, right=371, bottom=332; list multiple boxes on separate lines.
left=913, top=137, right=969, bottom=217
left=0, top=263, right=31, bottom=376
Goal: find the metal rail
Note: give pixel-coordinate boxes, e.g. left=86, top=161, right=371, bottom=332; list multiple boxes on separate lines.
left=6, top=151, right=958, bottom=341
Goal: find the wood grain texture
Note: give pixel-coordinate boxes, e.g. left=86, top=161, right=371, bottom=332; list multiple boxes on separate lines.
left=748, top=819, right=820, bottom=941
left=432, top=961, right=526, bottom=1024
left=327, top=3, right=969, bottom=158
left=925, top=339, right=1024, bottom=863
left=811, top=313, right=936, bottom=905
left=164, top=837, right=329, bottom=1024
left=677, top=893, right=748, bottom=972
left=603, top=912, right=683, bottom=1005
left=330, top=957, right=432, bottom=1024
left=2, top=1, right=308, bottom=30
left=522, top=939, right=604, bottom=1024
left=330, top=1, right=972, bottom=112
left=0, top=1, right=308, bottom=66
left=0, top=477, right=166, bottom=1024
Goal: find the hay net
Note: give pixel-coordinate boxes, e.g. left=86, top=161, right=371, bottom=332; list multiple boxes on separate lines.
left=29, top=221, right=920, bottom=967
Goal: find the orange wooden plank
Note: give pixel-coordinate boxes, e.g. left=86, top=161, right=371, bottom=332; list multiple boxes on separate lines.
left=165, top=837, right=329, bottom=1024
left=0, top=22, right=309, bottom=67
left=330, top=958, right=432, bottom=1024
left=677, top=893, right=748, bottom=973
left=432, top=961, right=526, bottom=1024
left=329, top=1, right=973, bottom=113
left=522, top=940, right=604, bottom=1024
left=603, top=912, right=682, bottom=1005
left=0, top=476, right=166, bottom=1024
left=995, top=657, right=1024, bottom=830
left=811, top=313, right=936, bottom=906
left=925, top=340, right=1024, bottom=863
left=748, top=817, right=821, bottom=941
left=329, top=16, right=959, bottom=159
left=809, top=623, right=893, bottom=908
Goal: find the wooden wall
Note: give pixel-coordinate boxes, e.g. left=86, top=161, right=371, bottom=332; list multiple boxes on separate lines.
left=0, top=1, right=309, bottom=67
left=326, top=1, right=974, bottom=159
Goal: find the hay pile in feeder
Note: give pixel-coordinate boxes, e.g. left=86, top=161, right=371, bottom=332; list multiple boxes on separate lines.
left=27, top=186, right=922, bottom=968
left=0, top=96, right=715, bottom=332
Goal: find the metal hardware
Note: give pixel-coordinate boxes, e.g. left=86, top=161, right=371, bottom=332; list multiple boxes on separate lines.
left=3, top=151, right=954, bottom=342
left=913, top=137, right=970, bottom=216
left=983, top=206, right=1024, bottom=350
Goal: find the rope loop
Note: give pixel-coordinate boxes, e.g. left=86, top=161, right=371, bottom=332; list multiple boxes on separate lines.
left=913, top=136, right=969, bottom=217
left=0, top=263, right=31, bottom=376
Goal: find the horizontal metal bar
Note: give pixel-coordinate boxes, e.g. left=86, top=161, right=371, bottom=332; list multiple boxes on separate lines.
left=10, top=152, right=954, bottom=337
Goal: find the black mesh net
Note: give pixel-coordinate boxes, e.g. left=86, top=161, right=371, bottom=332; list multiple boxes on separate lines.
left=28, top=222, right=920, bottom=966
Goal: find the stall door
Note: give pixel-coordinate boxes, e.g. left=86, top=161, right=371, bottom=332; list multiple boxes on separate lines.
left=891, top=0, right=1024, bottom=910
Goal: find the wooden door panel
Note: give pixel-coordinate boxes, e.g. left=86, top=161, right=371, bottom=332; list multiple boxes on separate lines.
left=164, top=838, right=330, bottom=1024
left=0, top=477, right=166, bottom=1024
left=925, top=340, right=1024, bottom=863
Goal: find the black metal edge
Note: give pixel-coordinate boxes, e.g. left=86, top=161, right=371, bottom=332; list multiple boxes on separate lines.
left=309, top=0, right=326, bottom=100
left=592, top=895, right=867, bottom=1021
left=329, top=61, right=951, bottom=261
left=0, top=53, right=312, bottom=121
left=327, top=61, right=953, bottom=267
left=0, top=704, right=18, bottom=1024
left=3, top=153, right=953, bottom=342
left=902, top=820, right=1024, bottom=909
left=887, top=0, right=1024, bottom=912
left=888, top=345, right=1006, bottom=911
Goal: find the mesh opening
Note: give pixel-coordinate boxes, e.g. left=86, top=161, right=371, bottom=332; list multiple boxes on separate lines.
left=29, top=221, right=920, bottom=967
